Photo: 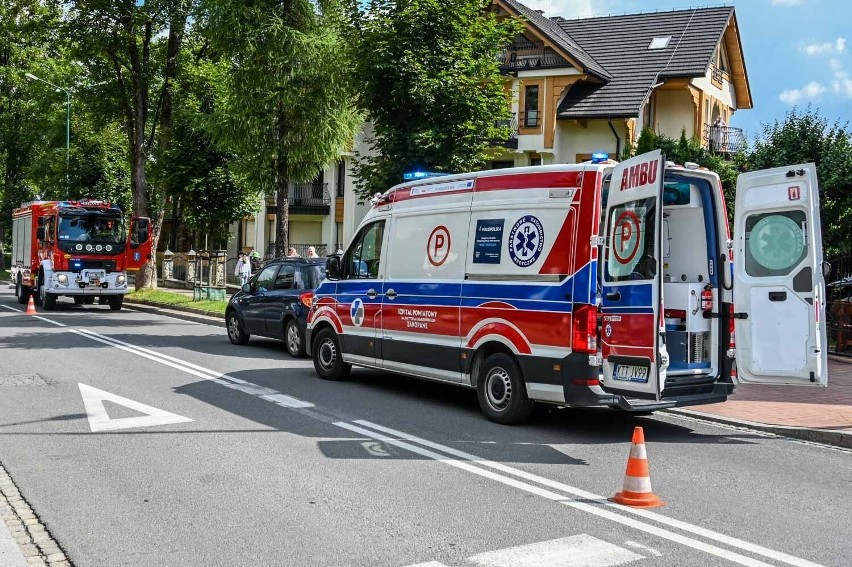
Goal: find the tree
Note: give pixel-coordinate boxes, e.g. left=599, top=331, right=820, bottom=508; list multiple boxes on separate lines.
left=203, top=0, right=360, bottom=257
left=351, top=0, right=520, bottom=200
left=749, top=106, right=852, bottom=257
left=67, top=0, right=193, bottom=287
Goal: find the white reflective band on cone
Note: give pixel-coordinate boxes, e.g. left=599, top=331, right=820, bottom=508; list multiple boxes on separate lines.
left=622, top=475, right=653, bottom=493
left=628, top=443, right=647, bottom=460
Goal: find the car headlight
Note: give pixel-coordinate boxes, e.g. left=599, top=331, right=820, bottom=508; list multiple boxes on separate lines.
left=116, top=274, right=126, bottom=286
left=57, top=274, right=68, bottom=285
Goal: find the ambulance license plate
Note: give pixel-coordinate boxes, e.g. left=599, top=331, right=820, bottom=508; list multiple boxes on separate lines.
left=613, top=364, right=649, bottom=382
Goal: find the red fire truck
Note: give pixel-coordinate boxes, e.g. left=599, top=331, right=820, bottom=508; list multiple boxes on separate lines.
left=11, top=199, right=153, bottom=311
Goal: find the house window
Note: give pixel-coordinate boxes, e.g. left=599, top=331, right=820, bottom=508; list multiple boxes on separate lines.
left=530, top=156, right=542, bottom=166
left=336, top=160, right=345, bottom=197
left=649, top=36, right=671, bottom=50
left=523, top=85, right=539, bottom=128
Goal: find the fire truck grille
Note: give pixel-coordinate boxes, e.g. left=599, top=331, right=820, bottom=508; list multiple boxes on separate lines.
left=70, top=260, right=116, bottom=273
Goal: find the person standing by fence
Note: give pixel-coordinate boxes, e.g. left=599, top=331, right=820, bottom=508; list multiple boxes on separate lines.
left=235, top=252, right=252, bottom=286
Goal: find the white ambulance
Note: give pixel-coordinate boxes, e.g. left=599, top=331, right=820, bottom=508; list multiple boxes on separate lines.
left=307, top=150, right=827, bottom=424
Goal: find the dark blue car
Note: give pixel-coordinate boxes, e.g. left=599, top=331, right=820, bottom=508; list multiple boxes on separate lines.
left=225, top=258, right=326, bottom=357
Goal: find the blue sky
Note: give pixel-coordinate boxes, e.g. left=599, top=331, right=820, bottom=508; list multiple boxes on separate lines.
left=524, top=0, right=851, bottom=141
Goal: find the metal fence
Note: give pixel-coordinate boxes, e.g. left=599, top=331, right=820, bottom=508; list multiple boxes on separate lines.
left=827, top=253, right=852, bottom=356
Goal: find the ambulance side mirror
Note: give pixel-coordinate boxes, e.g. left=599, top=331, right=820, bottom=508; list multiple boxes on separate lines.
left=326, top=255, right=341, bottom=280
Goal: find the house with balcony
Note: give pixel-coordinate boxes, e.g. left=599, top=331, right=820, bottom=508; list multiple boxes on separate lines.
left=487, top=0, right=752, bottom=166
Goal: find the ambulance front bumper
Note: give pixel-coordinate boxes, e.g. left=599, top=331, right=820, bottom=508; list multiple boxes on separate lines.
left=48, top=270, right=129, bottom=295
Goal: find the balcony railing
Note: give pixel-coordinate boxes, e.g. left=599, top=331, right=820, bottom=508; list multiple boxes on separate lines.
left=266, top=182, right=331, bottom=210
left=490, top=113, right=519, bottom=149
left=703, top=123, right=746, bottom=154
left=497, top=38, right=568, bottom=74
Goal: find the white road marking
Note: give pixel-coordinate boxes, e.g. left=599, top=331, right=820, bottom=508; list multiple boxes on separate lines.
left=1, top=305, right=22, bottom=312
left=70, top=328, right=315, bottom=408
left=361, top=441, right=391, bottom=457
left=469, top=534, right=643, bottom=567
left=345, top=420, right=823, bottom=567
left=0, top=304, right=65, bottom=326
left=623, top=541, right=663, bottom=557
left=403, top=562, right=448, bottom=567
left=78, top=383, right=194, bottom=432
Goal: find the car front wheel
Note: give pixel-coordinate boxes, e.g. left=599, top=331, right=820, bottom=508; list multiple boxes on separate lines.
left=227, top=312, right=250, bottom=345
left=312, top=327, right=351, bottom=381
left=285, top=320, right=306, bottom=358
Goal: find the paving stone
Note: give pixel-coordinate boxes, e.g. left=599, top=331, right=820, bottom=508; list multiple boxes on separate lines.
left=45, top=553, right=66, bottom=563
left=19, top=542, right=39, bottom=556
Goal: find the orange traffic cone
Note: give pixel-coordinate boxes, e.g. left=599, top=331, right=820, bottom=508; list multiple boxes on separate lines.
left=610, top=426, right=664, bottom=508
left=25, top=295, right=36, bottom=315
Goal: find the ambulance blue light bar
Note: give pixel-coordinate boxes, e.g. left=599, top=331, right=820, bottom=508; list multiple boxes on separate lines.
left=591, top=153, right=609, bottom=163
left=403, top=171, right=450, bottom=181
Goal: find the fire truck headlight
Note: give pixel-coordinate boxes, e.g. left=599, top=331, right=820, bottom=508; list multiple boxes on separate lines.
left=57, top=274, right=68, bottom=285
left=116, top=274, right=126, bottom=286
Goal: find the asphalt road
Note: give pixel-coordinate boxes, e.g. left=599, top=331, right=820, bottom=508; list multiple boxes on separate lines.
left=0, top=288, right=850, bottom=567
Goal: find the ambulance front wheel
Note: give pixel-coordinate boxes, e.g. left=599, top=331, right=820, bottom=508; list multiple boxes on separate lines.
left=313, top=328, right=351, bottom=381
left=477, top=352, right=534, bottom=425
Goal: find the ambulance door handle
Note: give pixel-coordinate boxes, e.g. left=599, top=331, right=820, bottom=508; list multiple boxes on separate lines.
left=606, top=291, right=621, bottom=301
left=366, top=288, right=378, bottom=299
left=385, top=289, right=397, bottom=300
left=768, top=291, right=787, bottom=302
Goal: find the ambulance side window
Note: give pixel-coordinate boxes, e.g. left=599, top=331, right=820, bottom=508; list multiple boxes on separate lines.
left=344, top=221, right=385, bottom=279
left=605, top=198, right=657, bottom=282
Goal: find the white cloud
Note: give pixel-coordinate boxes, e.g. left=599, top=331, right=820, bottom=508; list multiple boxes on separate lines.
left=829, top=59, right=852, bottom=98
left=802, top=37, right=846, bottom=56
left=778, top=81, right=826, bottom=104
left=771, top=0, right=805, bottom=5
left=522, top=0, right=596, bottom=18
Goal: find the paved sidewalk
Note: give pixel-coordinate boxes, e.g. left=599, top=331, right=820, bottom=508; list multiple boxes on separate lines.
left=677, top=356, right=852, bottom=448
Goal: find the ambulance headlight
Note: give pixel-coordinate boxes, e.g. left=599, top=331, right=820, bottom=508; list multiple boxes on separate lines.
left=57, top=274, right=68, bottom=285
left=116, top=274, right=126, bottom=286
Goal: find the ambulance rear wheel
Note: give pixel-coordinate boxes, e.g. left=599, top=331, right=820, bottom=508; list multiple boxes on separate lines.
left=477, top=352, right=533, bottom=425
left=313, top=328, right=351, bottom=381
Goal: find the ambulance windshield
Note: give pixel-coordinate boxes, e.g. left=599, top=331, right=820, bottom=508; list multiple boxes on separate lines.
left=58, top=213, right=125, bottom=244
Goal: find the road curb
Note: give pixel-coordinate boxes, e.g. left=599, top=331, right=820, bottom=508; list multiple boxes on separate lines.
left=124, top=300, right=224, bottom=327
left=665, top=408, right=852, bottom=449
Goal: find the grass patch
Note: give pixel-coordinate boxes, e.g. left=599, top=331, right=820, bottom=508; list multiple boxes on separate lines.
left=0, top=269, right=10, bottom=281
left=128, top=288, right=228, bottom=314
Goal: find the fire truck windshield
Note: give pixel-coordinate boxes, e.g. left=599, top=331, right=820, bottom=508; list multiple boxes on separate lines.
left=58, top=213, right=124, bottom=244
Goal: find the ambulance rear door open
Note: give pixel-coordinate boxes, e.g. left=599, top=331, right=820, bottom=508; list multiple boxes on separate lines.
left=599, top=150, right=666, bottom=400
left=733, top=164, right=827, bottom=386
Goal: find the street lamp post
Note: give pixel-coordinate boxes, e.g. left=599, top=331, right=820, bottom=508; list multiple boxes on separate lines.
left=25, top=72, right=71, bottom=199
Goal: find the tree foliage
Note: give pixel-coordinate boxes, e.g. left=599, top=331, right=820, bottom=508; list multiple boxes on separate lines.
left=351, top=0, right=521, bottom=200
left=748, top=107, right=852, bottom=257
left=203, top=0, right=361, bottom=256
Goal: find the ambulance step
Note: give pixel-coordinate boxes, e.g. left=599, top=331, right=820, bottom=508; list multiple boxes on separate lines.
left=616, top=398, right=677, bottom=412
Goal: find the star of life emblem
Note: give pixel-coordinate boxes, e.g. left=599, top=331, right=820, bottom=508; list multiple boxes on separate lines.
left=350, top=298, right=365, bottom=327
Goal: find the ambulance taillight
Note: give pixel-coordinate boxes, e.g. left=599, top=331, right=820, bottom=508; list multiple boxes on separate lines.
left=572, top=304, right=598, bottom=354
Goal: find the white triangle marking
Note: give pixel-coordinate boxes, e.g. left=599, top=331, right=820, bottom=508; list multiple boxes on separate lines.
left=78, top=383, right=194, bottom=432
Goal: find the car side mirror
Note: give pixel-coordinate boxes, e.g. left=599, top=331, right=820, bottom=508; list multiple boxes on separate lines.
left=241, top=283, right=252, bottom=294
left=36, top=227, right=46, bottom=241
left=326, top=255, right=341, bottom=280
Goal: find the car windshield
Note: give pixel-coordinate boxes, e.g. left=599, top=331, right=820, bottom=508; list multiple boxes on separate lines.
left=304, top=264, right=327, bottom=288
left=58, top=214, right=124, bottom=244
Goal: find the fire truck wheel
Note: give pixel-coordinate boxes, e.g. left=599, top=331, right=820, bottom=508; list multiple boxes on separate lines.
left=109, top=296, right=124, bottom=311
left=477, top=352, right=534, bottom=425
left=226, top=312, right=250, bottom=345
left=15, top=278, right=29, bottom=305
left=312, top=327, right=351, bottom=381
left=41, top=288, right=57, bottom=311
